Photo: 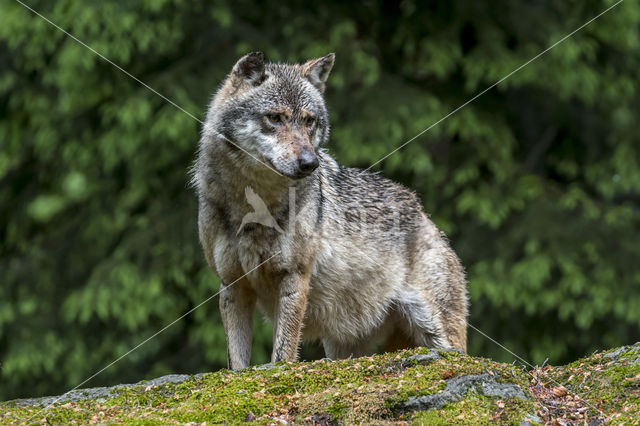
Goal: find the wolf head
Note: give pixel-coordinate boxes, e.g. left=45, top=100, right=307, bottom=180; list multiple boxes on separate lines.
left=203, top=52, right=335, bottom=179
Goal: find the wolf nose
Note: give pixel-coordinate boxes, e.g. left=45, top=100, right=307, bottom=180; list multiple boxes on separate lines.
left=298, top=151, right=319, bottom=174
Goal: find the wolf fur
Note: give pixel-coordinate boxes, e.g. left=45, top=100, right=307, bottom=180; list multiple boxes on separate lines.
left=193, top=52, right=468, bottom=369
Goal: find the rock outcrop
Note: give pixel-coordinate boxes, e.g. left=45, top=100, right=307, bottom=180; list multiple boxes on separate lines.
left=1, top=343, right=639, bottom=424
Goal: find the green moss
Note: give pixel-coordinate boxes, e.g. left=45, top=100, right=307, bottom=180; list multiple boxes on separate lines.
left=326, top=399, right=348, bottom=417
left=537, top=344, right=640, bottom=424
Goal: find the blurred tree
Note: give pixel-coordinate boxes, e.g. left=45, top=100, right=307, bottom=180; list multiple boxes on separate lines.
left=0, top=0, right=638, bottom=399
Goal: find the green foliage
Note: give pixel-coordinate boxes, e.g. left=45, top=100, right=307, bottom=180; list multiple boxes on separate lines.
left=1, top=0, right=639, bottom=400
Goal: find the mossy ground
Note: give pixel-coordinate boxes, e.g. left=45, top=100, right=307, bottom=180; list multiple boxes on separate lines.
left=531, top=344, right=640, bottom=424
left=1, top=344, right=638, bottom=424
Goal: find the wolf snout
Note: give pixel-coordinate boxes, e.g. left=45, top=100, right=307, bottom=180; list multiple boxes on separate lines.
left=296, top=149, right=319, bottom=176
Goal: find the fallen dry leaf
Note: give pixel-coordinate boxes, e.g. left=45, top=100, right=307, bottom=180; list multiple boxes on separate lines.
left=442, top=370, right=455, bottom=379
left=552, top=386, right=568, bottom=397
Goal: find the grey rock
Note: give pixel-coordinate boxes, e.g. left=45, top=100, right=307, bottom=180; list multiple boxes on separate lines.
left=397, top=373, right=529, bottom=413
left=140, top=374, right=194, bottom=387
left=604, top=346, right=628, bottom=359
left=439, top=347, right=464, bottom=354
left=10, top=386, right=127, bottom=408
left=401, top=352, right=441, bottom=368
left=7, top=373, right=199, bottom=408
left=254, top=362, right=286, bottom=371
left=603, top=342, right=640, bottom=363
left=520, top=413, right=542, bottom=425
left=403, top=392, right=456, bottom=412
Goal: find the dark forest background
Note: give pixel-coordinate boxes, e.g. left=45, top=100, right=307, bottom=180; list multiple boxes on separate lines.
left=1, top=0, right=639, bottom=400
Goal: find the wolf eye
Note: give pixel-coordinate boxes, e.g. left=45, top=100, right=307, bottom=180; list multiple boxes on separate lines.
left=305, top=116, right=316, bottom=127
left=266, top=114, right=282, bottom=124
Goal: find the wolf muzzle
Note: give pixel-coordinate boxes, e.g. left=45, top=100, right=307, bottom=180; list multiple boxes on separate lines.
left=296, top=147, right=319, bottom=177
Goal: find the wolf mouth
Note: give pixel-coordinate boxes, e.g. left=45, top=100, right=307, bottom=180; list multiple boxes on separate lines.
left=264, top=157, right=315, bottom=180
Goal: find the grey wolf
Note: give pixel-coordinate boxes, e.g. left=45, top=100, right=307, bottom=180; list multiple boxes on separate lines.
left=193, top=52, right=468, bottom=369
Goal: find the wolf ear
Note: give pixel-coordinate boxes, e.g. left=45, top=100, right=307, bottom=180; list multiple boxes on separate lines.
left=231, top=51, right=266, bottom=86
left=302, top=53, right=335, bottom=93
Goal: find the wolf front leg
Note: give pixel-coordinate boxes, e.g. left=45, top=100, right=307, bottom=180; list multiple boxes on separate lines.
left=219, top=279, right=256, bottom=370
left=272, top=272, right=310, bottom=363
